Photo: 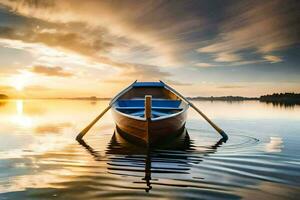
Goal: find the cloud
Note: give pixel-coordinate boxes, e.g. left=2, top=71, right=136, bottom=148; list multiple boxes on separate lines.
left=197, top=0, right=300, bottom=65
left=218, top=85, right=246, bottom=89
left=194, top=59, right=263, bottom=68
left=195, top=63, right=216, bottom=67
left=105, top=63, right=171, bottom=82
left=229, top=60, right=264, bottom=66
left=24, top=85, right=52, bottom=91
left=263, top=55, right=282, bottom=63
left=0, top=29, right=180, bottom=84
left=121, top=64, right=170, bottom=79
left=30, top=65, right=73, bottom=77
left=104, top=62, right=189, bottom=85
left=0, top=24, right=184, bottom=83
left=163, top=79, right=192, bottom=86
left=214, top=52, right=241, bottom=62
left=0, top=0, right=204, bottom=66
left=0, top=26, right=114, bottom=57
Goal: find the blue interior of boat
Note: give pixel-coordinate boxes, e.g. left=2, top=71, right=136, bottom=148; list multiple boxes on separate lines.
left=115, top=99, right=182, bottom=118
left=132, top=82, right=165, bottom=88
left=117, top=99, right=181, bottom=107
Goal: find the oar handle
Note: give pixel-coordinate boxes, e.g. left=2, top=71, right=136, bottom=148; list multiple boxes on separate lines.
left=76, top=80, right=137, bottom=141
left=160, top=81, right=228, bottom=140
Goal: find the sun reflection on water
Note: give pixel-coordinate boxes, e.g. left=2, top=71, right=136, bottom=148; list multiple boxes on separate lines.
left=11, top=100, right=33, bottom=127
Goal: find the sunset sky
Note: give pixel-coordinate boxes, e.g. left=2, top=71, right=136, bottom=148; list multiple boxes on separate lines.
left=0, top=0, right=299, bottom=98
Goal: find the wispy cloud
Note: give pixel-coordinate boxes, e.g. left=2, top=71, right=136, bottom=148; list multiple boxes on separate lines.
left=218, top=85, right=246, bottom=89
left=195, top=63, right=216, bottom=67
left=30, top=65, right=73, bottom=77
left=0, top=0, right=204, bottom=66
left=194, top=59, right=264, bottom=68
left=214, top=52, right=241, bottom=62
left=0, top=26, right=180, bottom=83
left=105, top=63, right=172, bottom=83
left=197, top=0, right=300, bottom=65
left=24, top=85, right=53, bottom=91
left=0, top=26, right=113, bottom=57
left=263, top=55, right=282, bottom=63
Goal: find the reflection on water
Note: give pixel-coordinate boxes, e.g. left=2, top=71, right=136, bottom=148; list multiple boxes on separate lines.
left=262, top=101, right=300, bottom=108
left=11, top=100, right=33, bottom=127
left=0, top=100, right=300, bottom=199
left=0, top=100, right=7, bottom=107
left=78, top=129, right=227, bottom=193
left=35, top=122, right=72, bottom=134
left=265, top=137, right=283, bottom=153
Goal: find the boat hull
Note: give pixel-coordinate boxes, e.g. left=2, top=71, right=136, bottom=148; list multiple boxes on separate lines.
left=111, top=108, right=188, bottom=146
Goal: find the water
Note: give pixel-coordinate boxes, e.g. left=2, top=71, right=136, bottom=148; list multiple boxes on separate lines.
left=0, top=99, right=299, bottom=199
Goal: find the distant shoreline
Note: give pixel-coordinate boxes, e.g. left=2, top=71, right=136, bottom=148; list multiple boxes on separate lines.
left=189, top=93, right=300, bottom=106
left=1, top=93, right=300, bottom=105
left=0, top=97, right=111, bottom=101
left=188, top=96, right=258, bottom=101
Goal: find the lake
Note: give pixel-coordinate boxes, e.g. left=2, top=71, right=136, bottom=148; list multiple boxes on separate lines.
left=0, top=99, right=299, bottom=199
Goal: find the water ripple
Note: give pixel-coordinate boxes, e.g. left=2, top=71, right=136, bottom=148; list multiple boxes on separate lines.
left=1, top=127, right=299, bottom=199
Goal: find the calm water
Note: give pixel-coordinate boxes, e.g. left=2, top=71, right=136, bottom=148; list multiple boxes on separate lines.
left=0, top=99, right=299, bottom=200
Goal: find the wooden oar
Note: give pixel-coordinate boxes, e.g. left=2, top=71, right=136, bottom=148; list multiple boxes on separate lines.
left=76, top=106, right=111, bottom=141
left=76, top=80, right=137, bottom=141
left=160, top=81, right=228, bottom=140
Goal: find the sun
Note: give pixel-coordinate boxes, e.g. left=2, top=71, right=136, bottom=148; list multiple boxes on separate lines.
left=11, top=73, right=31, bottom=91
left=15, top=79, right=25, bottom=91
left=14, top=77, right=26, bottom=91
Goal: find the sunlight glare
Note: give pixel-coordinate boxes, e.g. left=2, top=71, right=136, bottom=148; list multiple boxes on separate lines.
left=15, top=79, right=25, bottom=91
left=11, top=100, right=33, bottom=127
left=12, top=75, right=26, bottom=91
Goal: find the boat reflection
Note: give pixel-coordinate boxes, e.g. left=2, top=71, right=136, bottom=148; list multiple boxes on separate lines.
left=78, top=128, right=226, bottom=192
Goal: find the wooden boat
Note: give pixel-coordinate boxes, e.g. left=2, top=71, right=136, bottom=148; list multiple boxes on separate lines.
left=110, top=81, right=189, bottom=146
left=76, top=81, right=227, bottom=142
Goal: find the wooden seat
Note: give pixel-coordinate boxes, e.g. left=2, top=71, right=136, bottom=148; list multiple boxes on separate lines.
left=116, top=107, right=183, bottom=111
left=127, top=110, right=171, bottom=118
left=117, top=99, right=181, bottom=108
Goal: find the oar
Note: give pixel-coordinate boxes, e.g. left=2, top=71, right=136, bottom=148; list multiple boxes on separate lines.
left=160, top=81, right=228, bottom=140
left=76, top=80, right=137, bottom=141
left=76, top=106, right=111, bottom=141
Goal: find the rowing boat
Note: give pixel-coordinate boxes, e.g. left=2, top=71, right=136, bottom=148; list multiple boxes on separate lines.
left=110, top=81, right=189, bottom=145
left=76, top=81, right=227, bottom=142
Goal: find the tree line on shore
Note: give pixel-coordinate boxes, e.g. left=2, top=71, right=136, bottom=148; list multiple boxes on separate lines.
left=189, top=93, right=300, bottom=104
left=1, top=93, right=300, bottom=104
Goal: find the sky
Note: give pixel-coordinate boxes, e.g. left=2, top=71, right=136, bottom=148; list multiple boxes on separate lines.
left=0, top=0, right=299, bottom=98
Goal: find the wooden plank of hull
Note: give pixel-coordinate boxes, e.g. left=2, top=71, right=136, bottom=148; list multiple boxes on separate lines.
left=111, top=108, right=187, bottom=145
left=111, top=109, right=148, bottom=142
left=148, top=111, right=187, bottom=144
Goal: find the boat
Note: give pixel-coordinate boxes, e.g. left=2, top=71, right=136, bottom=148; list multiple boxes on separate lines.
left=110, top=81, right=189, bottom=146
left=76, top=80, right=227, bottom=142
